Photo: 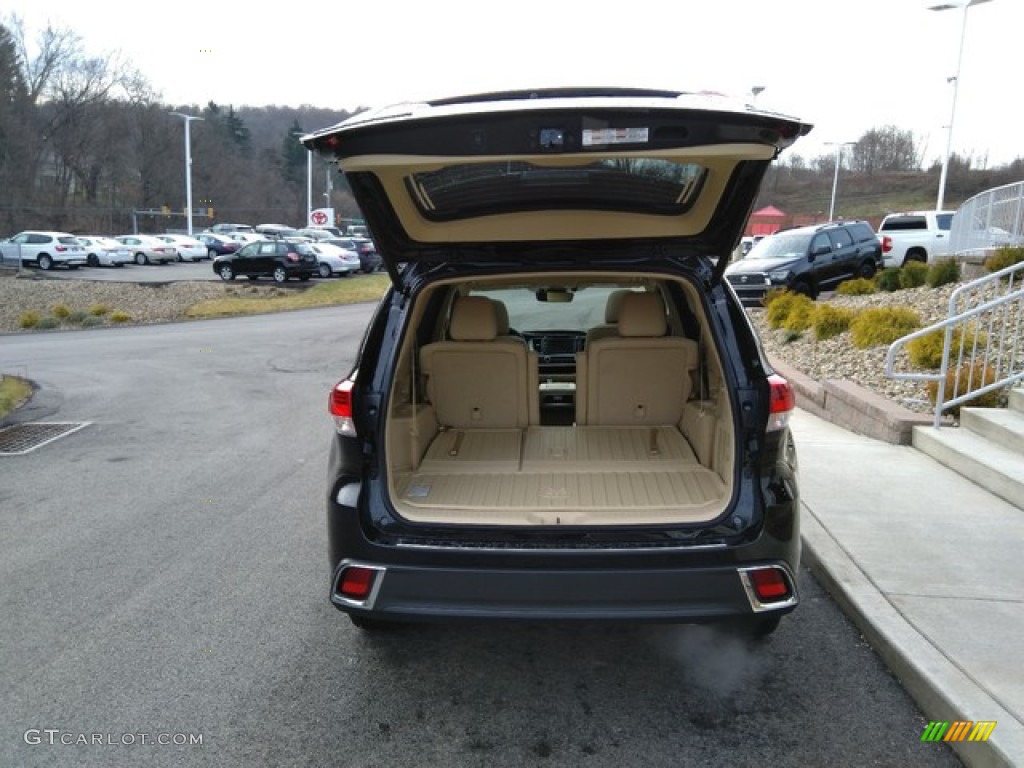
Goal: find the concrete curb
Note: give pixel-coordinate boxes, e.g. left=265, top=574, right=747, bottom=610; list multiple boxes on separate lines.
left=801, top=505, right=1023, bottom=767
left=771, top=357, right=932, bottom=444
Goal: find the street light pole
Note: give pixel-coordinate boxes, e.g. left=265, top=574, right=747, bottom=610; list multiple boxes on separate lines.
left=169, top=112, right=204, bottom=236
left=825, top=142, right=856, bottom=221
left=929, top=0, right=994, bottom=212
left=293, top=131, right=312, bottom=226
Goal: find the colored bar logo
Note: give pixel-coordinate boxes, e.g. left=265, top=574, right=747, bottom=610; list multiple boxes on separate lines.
left=921, top=721, right=997, bottom=742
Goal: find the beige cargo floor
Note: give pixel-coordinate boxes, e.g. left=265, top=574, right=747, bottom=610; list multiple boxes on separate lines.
left=393, top=426, right=727, bottom=525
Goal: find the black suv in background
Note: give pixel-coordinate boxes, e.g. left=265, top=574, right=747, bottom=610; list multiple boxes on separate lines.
left=305, top=88, right=811, bottom=637
left=211, top=239, right=317, bottom=282
left=724, top=220, right=882, bottom=306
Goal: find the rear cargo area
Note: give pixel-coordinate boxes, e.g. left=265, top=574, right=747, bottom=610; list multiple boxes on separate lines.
left=383, top=273, right=737, bottom=527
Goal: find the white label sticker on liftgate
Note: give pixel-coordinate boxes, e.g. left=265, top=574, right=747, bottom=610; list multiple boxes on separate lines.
left=582, top=127, right=649, bottom=146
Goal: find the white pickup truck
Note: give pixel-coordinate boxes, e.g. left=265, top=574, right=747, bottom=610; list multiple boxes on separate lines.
left=877, top=210, right=955, bottom=268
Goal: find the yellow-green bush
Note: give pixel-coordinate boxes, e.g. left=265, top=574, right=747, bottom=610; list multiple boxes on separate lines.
left=849, top=307, right=921, bottom=348
left=899, top=261, right=928, bottom=289
left=110, top=310, right=132, bottom=323
left=811, top=304, right=857, bottom=340
left=761, top=287, right=788, bottom=308
left=906, top=324, right=987, bottom=369
left=766, top=291, right=806, bottom=329
left=782, top=298, right=815, bottom=333
left=927, top=363, right=1003, bottom=417
left=835, top=278, right=875, bottom=296
left=983, top=246, right=1024, bottom=274
left=51, top=303, right=71, bottom=319
left=926, top=258, right=960, bottom=288
left=18, top=311, right=41, bottom=328
left=876, top=268, right=902, bottom=292
left=88, top=304, right=110, bottom=316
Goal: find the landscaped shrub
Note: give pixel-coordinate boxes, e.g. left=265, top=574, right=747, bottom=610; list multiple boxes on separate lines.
left=983, top=246, right=1024, bottom=275
left=811, top=304, right=857, bottom=340
left=18, top=311, right=40, bottom=328
left=110, top=310, right=132, bottom=323
left=782, top=298, right=815, bottom=333
left=835, top=278, right=876, bottom=296
left=35, top=317, right=60, bottom=330
left=926, top=258, right=960, bottom=288
left=80, top=315, right=103, bottom=328
left=899, top=261, right=928, bottom=289
left=876, top=268, right=902, bottom=292
left=927, top=363, right=1003, bottom=417
left=906, top=324, right=987, bottom=369
left=65, top=310, right=87, bottom=324
left=766, top=291, right=803, bottom=329
left=88, top=304, right=110, bottom=316
left=51, top=303, right=71, bottom=319
left=761, top=288, right=787, bottom=308
left=849, top=307, right=921, bottom=348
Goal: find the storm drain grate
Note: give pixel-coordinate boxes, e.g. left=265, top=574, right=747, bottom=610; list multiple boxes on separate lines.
left=0, top=422, right=91, bottom=456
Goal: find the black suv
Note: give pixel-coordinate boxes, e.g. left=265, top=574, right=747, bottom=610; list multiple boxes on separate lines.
left=211, top=239, right=317, bottom=282
left=304, top=88, right=809, bottom=635
left=724, top=220, right=882, bottom=306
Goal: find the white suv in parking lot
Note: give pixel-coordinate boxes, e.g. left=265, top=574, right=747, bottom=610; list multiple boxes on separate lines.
left=7, top=231, right=88, bottom=270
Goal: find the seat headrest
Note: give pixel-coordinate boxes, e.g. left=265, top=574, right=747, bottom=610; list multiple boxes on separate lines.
left=604, top=289, right=633, bottom=323
left=450, top=296, right=498, bottom=341
left=617, top=293, right=667, bottom=337
left=489, top=298, right=510, bottom=335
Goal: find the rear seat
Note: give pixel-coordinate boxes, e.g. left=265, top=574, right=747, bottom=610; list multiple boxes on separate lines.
left=420, top=296, right=539, bottom=429
left=575, top=292, right=698, bottom=426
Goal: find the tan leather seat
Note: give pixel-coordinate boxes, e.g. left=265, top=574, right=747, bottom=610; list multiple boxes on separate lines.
left=585, top=289, right=633, bottom=346
left=575, top=292, right=698, bottom=426
left=420, top=296, right=539, bottom=428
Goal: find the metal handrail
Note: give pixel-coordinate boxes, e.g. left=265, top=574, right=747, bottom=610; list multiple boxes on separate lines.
left=885, top=260, right=1024, bottom=427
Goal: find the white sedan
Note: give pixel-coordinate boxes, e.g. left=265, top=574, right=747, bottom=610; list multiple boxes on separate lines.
left=157, top=234, right=207, bottom=262
left=309, top=242, right=360, bottom=278
left=115, top=234, right=179, bottom=265
left=76, top=236, right=133, bottom=267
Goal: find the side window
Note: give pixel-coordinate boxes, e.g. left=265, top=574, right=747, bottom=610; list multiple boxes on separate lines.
left=828, top=228, right=854, bottom=249
left=12, top=234, right=29, bottom=244
left=29, top=234, right=49, bottom=245
left=936, top=213, right=954, bottom=231
left=810, top=234, right=832, bottom=255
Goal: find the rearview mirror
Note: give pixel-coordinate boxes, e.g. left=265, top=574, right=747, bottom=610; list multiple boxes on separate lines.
left=536, top=288, right=574, bottom=303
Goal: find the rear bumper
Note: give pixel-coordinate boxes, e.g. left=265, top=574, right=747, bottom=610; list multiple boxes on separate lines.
left=330, top=558, right=799, bottom=623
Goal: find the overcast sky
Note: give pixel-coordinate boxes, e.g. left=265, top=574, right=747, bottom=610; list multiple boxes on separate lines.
left=5, top=0, right=1021, bottom=166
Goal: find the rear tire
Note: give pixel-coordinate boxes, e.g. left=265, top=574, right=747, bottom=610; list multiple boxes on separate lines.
left=87, top=254, right=99, bottom=267
left=272, top=267, right=287, bottom=284
left=38, top=254, right=53, bottom=270
left=349, top=615, right=400, bottom=631
left=135, top=252, right=148, bottom=266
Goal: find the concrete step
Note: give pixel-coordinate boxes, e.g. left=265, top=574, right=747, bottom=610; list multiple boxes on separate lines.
left=913, top=425, right=1024, bottom=510
left=959, top=406, right=1024, bottom=454
left=1010, top=387, right=1024, bottom=414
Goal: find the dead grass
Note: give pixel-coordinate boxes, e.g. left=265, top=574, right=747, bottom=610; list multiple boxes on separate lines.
left=185, top=274, right=390, bottom=318
left=0, top=375, right=33, bottom=419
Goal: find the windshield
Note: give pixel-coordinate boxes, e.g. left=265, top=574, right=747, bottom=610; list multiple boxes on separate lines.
left=745, top=233, right=811, bottom=260
left=469, top=285, right=633, bottom=333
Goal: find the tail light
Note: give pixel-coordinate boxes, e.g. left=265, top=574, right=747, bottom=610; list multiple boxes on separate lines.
left=881, top=236, right=892, bottom=253
left=329, top=379, right=357, bottom=436
left=767, top=374, right=794, bottom=432
left=286, top=251, right=299, bottom=262
left=739, top=565, right=796, bottom=609
left=56, top=246, right=67, bottom=252
left=335, top=566, right=378, bottom=601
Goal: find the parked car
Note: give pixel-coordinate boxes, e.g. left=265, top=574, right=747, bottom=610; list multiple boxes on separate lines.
left=115, top=234, right=179, bottom=265
left=308, top=242, right=360, bottom=277
left=76, top=236, right=132, bottom=267
left=227, top=232, right=262, bottom=245
left=724, top=220, right=882, bottom=306
left=196, top=232, right=241, bottom=259
left=303, top=87, right=809, bottom=635
left=877, top=210, right=955, bottom=268
left=209, top=223, right=254, bottom=235
left=327, top=237, right=380, bottom=272
left=211, top=239, right=318, bottom=283
left=6, top=231, right=87, bottom=270
left=156, top=234, right=207, bottom=262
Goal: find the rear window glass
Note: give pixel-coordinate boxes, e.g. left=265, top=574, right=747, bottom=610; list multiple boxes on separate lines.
left=880, top=216, right=927, bottom=231
left=407, top=160, right=706, bottom=221
left=935, top=213, right=954, bottom=230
